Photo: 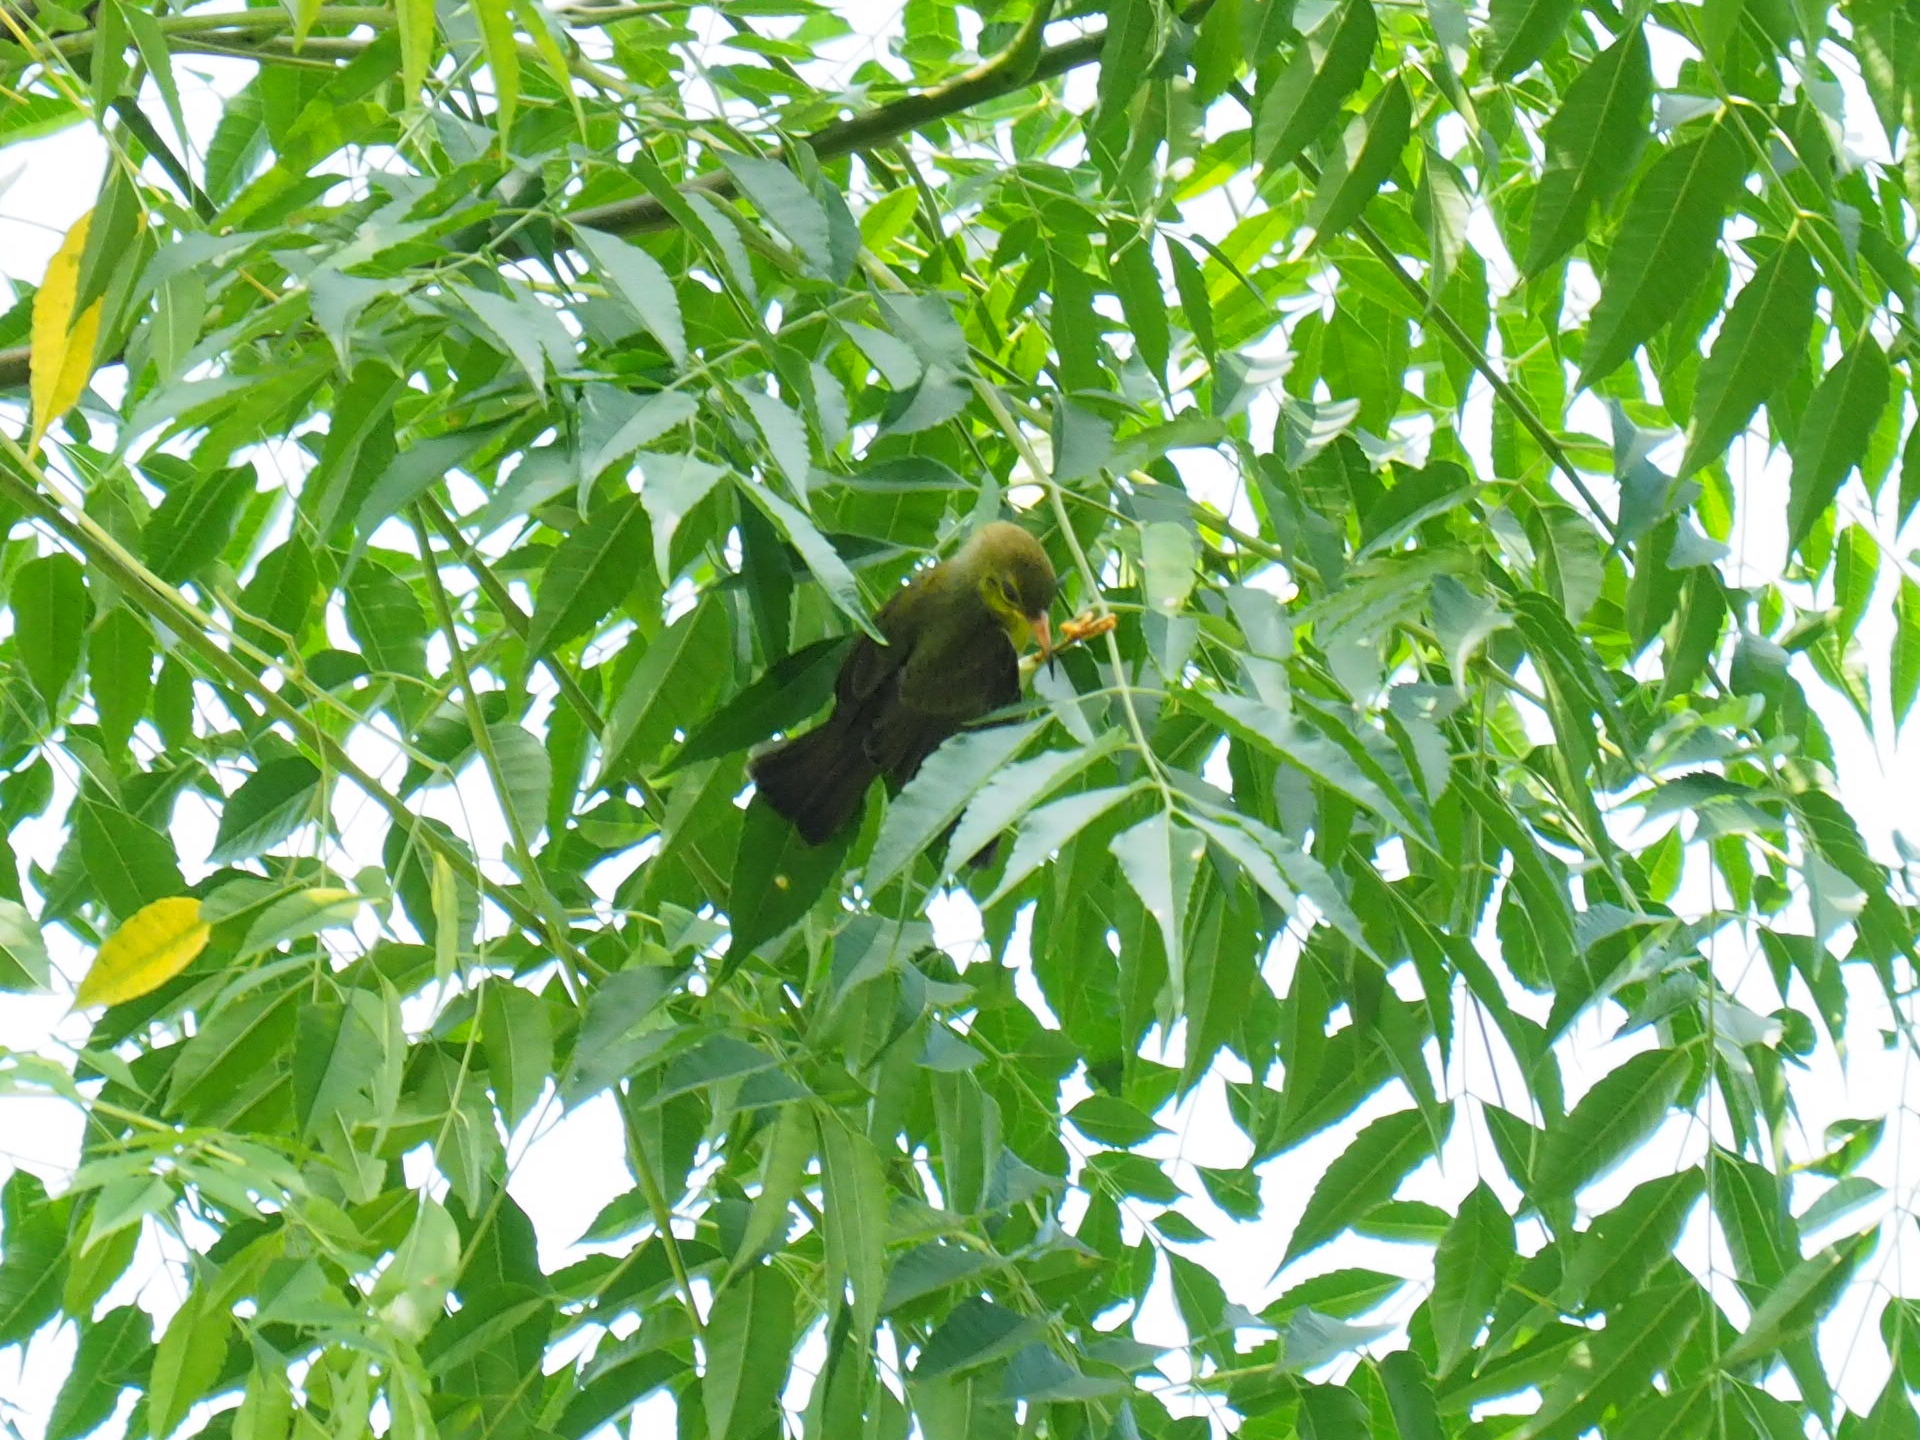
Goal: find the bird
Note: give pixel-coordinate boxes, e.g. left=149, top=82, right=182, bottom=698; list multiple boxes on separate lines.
left=748, top=520, right=1057, bottom=845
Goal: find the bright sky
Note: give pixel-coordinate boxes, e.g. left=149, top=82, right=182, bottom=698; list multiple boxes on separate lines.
left=3, top=5, right=1919, bottom=1438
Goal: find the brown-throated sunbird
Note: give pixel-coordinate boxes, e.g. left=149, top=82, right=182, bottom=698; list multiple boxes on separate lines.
left=748, top=521, right=1056, bottom=845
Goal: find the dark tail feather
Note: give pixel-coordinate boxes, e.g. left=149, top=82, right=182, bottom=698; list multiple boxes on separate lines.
left=748, top=720, right=878, bottom=845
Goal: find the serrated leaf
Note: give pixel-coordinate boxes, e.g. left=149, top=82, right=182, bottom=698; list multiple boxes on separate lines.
left=1111, top=810, right=1203, bottom=990
left=946, top=734, right=1122, bottom=880
left=210, top=757, right=322, bottom=862
left=981, top=784, right=1137, bottom=906
left=1788, top=336, right=1891, bottom=551
left=482, top=980, right=552, bottom=1131
left=76, top=896, right=210, bottom=1007
left=820, top=1119, right=888, bottom=1341
left=704, top=1263, right=795, bottom=1440
left=867, top=721, right=1042, bottom=891
left=528, top=495, right=649, bottom=651
left=143, top=464, right=254, bottom=583
left=14, top=552, right=91, bottom=710
left=574, top=227, right=688, bottom=367
left=727, top=797, right=854, bottom=959
left=736, top=483, right=879, bottom=641
left=1531, top=1047, right=1690, bottom=1204
left=1256, top=0, right=1377, bottom=171
left=721, top=153, right=835, bottom=276
left=633, top=449, right=726, bottom=581
left=1580, top=122, right=1747, bottom=386
left=1140, top=519, right=1199, bottom=614
left=1281, top=1109, right=1437, bottom=1268
left=0, top=899, right=51, bottom=993
left=1431, top=1182, right=1514, bottom=1374
left=234, top=887, right=363, bottom=960
left=1523, top=32, right=1652, bottom=274
left=482, top=721, right=552, bottom=847
left=1680, top=239, right=1817, bottom=476
left=1305, top=75, right=1411, bottom=241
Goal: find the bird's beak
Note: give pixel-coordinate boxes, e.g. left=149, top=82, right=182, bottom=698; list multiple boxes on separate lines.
left=1032, top=613, right=1054, bottom=670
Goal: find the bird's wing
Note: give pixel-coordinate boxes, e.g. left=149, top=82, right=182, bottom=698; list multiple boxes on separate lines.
left=833, top=579, right=922, bottom=710
left=868, top=623, right=1019, bottom=781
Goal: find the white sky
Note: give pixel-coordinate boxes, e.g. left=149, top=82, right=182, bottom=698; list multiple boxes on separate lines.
left=3, top=4, right=1920, bottom=1438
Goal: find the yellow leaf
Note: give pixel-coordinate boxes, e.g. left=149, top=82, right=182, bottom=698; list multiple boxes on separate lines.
left=77, top=897, right=211, bottom=1008
left=28, top=208, right=105, bottom=460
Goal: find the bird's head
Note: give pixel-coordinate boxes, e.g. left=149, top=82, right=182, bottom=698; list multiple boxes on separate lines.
left=964, top=521, right=1057, bottom=657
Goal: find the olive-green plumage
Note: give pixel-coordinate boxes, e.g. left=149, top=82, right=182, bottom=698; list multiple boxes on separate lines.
left=749, top=521, right=1057, bottom=844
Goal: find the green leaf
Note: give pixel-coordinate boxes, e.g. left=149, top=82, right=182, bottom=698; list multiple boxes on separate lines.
left=528, top=495, right=650, bottom=652
left=1894, top=576, right=1920, bottom=724
left=210, top=757, right=322, bottom=863
left=820, top=1118, right=888, bottom=1341
left=866, top=721, right=1043, bottom=892
left=1531, top=1047, right=1690, bottom=1204
left=484, top=721, right=553, bottom=847
left=46, top=1305, right=151, bottom=1440
left=344, top=557, right=429, bottom=683
left=14, top=552, right=91, bottom=709
left=1305, top=75, right=1412, bottom=242
left=0, top=898, right=51, bottom=992
left=1558, top=1168, right=1704, bottom=1312
left=1256, top=0, right=1378, bottom=171
left=574, top=227, right=688, bottom=367
left=0, top=1171, right=71, bottom=1344
left=1680, top=239, right=1817, bottom=476
left=945, top=734, right=1123, bottom=880
left=915, top=1298, right=1043, bottom=1379
left=74, top=798, right=183, bottom=920
left=1525, top=1278, right=1703, bottom=1437
left=353, top=428, right=514, bottom=545
left=1721, top=1237, right=1864, bottom=1369
left=1068, top=1094, right=1167, bottom=1148
left=369, top=1196, right=461, bottom=1344
left=1111, top=809, right=1204, bottom=988
left=704, top=1263, right=795, bottom=1440
left=236, top=533, right=318, bottom=659
left=1108, top=229, right=1170, bottom=383
left=143, top=463, right=253, bottom=583
left=88, top=606, right=153, bottom=751
left=1524, top=30, right=1652, bottom=273
left=1379, top=1351, right=1444, bottom=1440
left=1788, top=336, right=1891, bottom=552
left=720, top=153, right=836, bottom=277
left=291, top=990, right=386, bottom=1141
left=598, top=599, right=731, bottom=783
left=1487, top=0, right=1580, bottom=77
left=481, top=980, right=553, bottom=1131
left=981, top=784, right=1138, bottom=906
left=233, top=886, right=363, bottom=960
left=147, top=1288, right=232, bottom=1440
left=728, top=796, right=855, bottom=959
left=1282, top=1109, right=1438, bottom=1268
left=1430, top=1182, right=1514, bottom=1374
left=634, top=450, right=726, bottom=581
left=729, top=1104, right=812, bottom=1279
left=1140, top=519, right=1200, bottom=614
left=736, top=482, right=880, bottom=641
left=667, top=635, right=854, bottom=772
left=1579, top=122, right=1748, bottom=386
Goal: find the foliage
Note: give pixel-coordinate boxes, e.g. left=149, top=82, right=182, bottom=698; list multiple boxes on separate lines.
left=1, top=0, right=1919, bottom=1435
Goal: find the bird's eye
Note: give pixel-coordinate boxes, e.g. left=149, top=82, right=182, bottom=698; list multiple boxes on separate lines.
left=999, top=577, right=1018, bottom=603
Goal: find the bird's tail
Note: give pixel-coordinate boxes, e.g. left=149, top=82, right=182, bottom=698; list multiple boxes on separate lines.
left=747, top=719, right=878, bottom=845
